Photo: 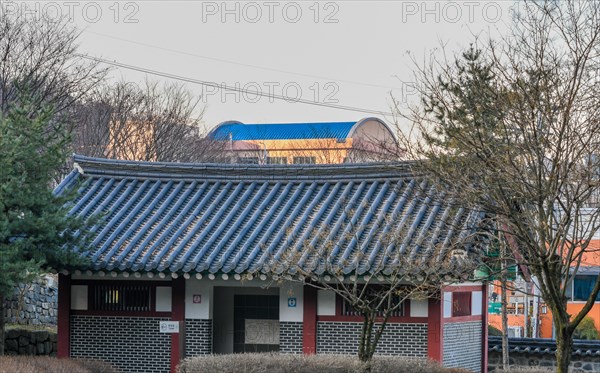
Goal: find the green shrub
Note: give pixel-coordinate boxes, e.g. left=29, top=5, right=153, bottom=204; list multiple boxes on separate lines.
left=574, top=316, right=599, bottom=340
left=0, top=356, right=116, bottom=373
left=177, top=353, right=470, bottom=373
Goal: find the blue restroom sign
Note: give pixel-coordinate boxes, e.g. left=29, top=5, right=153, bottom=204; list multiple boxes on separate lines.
left=288, top=297, right=297, bottom=307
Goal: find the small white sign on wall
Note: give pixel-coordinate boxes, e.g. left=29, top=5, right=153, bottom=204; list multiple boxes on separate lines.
left=159, top=321, right=179, bottom=333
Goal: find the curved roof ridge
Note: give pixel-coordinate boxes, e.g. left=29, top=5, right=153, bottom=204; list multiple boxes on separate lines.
left=347, top=117, right=395, bottom=138
left=72, top=154, right=418, bottom=182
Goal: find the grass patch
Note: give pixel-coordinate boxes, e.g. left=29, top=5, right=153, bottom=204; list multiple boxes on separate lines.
left=178, top=353, right=470, bottom=373
left=0, top=356, right=115, bottom=373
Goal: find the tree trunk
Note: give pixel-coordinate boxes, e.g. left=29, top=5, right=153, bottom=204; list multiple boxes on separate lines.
left=500, top=237, right=509, bottom=370
left=501, top=276, right=509, bottom=369
left=555, top=324, right=573, bottom=373
left=0, top=294, right=5, bottom=356
left=358, top=314, right=372, bottom=362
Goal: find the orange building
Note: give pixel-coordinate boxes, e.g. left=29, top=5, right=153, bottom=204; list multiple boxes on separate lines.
left=487, top=278, right=554, bottom=338
left=488, top=243, right=600, bottom=339
left=207, top=118, right=398, bottom=164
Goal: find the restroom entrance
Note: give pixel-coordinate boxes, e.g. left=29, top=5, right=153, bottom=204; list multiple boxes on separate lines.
left=212, top=287, right=279, bottom=354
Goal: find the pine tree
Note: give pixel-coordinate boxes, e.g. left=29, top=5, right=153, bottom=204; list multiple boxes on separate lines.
left=0, top=99, right=89, bottom=354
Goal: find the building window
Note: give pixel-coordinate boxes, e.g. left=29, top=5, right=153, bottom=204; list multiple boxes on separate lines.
left=293, top=156, right=316, bottom=164
left=89, top=283, right=152, bottom=312
left=452, top=292, right=472, bottom=317
left=238, top=157, right=260, bottom=164
left=267, top=157, right=287, bottom=165
left=573, top=275, right=600, bottom=301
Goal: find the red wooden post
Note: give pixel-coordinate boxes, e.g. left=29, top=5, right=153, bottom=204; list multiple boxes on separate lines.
left=302, top=285, right=317, bottom=354
left=170, top=277, right=186, bottom=373
left=57, top=273, right=71, bottom=358
left=428, top=297, right=443, bottom=363
left=482, top=283, right=489, bottom=373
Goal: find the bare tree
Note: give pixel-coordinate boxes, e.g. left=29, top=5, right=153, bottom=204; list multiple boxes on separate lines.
left=399, top=2, right=600, bottom=371
left=266, top=196, right=482, bottom=362
left=74, top=80, right=231, bottom=163
left=0, top=14, right=105, bottom=121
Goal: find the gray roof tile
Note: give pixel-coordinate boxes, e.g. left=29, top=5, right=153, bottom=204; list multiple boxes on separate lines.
left=57, top=155, right=486, bottom=276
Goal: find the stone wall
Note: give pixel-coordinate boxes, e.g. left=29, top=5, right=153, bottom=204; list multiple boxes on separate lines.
left=71, top=315, right=171, bottom=373
left=186, top=319, right=213, bottom=357
left=280, top=321, right=303, bottom=354
left=443, top=321, right=483, bottom=373
left=4, top=275, right=58, bottom=326
left=316, top=321, right=428, bottom=357
left=488, top=349, right=600, bottom=372
left=4, top=328, right=57, bottom=356
left=488, top=337, right=600, bottom=373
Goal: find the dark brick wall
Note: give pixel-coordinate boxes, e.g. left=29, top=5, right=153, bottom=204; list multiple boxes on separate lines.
left=71, top=315, right=170, bottom=373
left=186, top=319, right=212, bottom=356
left=443, top=321, right=482, bottom=373
left=316, top=321, right=428, bottom=357
left=280, top=322, right=302, bottom=354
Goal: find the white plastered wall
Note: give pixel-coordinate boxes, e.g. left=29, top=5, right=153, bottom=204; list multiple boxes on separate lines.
left=317, top=289, right=336, bottom=316
left=71, top=285, right=88, bottom=310
left=156, top=286, right=172, bottom=312
left=410, top=297, right=429, bottom=317
left=280, top=283, right=304, bottom=322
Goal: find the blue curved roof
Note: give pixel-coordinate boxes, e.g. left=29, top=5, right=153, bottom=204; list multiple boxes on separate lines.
left=209, top=121, right=359, bottom=141
left=55, top=155, right=486, bottom=276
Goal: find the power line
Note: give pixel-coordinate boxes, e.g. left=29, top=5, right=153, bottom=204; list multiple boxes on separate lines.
left=83, top=29, right=407, bottom=90
left=76, top=54, right=396, bottom=117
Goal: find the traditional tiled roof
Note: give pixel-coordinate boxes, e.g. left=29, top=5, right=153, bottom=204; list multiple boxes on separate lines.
left=56, top=155, right=485, bottom=276
left=208, top=118, right=391, bottom=141
left=488, top=337, right=600, bottom=357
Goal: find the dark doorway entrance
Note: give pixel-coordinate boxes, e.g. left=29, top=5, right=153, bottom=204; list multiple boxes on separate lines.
left=233, top=294, right=279, bottom=353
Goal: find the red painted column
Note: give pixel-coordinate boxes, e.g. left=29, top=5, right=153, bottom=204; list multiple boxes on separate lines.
left=57, top=273, right=71, bottom=359
left=171, top=277, right=186, bottom=373
left=302, top=285, right=317, bottom=354
left=481, top=283, right=489, bottom=373
left=428, top=296, right=443, bottom=363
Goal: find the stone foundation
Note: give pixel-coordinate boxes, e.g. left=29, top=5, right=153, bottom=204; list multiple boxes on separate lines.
left=4, top=328, right=57, bottom=356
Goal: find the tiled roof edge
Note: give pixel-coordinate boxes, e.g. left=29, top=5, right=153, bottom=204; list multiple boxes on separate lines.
left=488, top=336, right=600, bottom=356
left=72, top=154, right=420, bottom=181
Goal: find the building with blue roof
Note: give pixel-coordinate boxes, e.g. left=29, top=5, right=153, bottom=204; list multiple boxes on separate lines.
left=208, top=117, right=398, bottom=164
left=55, top=155, right=488, bottom=373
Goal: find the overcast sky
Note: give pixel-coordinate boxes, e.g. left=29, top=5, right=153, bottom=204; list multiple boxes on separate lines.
left=9, top=0, right=516, bottom=131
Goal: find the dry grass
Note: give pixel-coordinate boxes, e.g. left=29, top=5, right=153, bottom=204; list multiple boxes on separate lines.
left=0, top=356, right=116, bottom=373
left=177, top=353, right=470, bottom=373
left=5, top=323, right=57, bottom=333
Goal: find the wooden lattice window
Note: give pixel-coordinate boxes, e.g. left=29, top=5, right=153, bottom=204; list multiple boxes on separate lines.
left=340, top=293, right=406, bottom=317
left=89, top=283, right=152, bottom=312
